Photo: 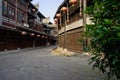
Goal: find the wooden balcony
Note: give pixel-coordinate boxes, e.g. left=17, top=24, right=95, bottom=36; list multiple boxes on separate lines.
left=2, top=16, right=16, bottom=29
left=58, top=17, right=92, bottom=34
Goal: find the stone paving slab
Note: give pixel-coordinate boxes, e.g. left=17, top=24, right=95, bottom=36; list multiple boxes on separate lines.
left=0, top=46, right=117, bottom=80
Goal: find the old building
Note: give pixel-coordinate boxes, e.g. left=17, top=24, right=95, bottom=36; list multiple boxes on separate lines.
left=54, top=0, right=92, bottom=53
left=0, top=0, right=55, bottom=51
left=42, top=17, right=58, bottom=45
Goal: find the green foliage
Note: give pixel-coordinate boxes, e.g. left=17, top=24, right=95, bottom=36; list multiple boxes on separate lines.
left=85, top=0, right=120, bottom=80
left=78, top=38, right=83, bottom=44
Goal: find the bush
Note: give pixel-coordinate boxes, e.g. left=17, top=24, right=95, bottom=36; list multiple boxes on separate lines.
left=85, top=0, right=120, bottom=80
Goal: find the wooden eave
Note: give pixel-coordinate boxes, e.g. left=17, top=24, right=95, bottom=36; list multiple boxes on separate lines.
left=54, top=0, right=68, bottom=18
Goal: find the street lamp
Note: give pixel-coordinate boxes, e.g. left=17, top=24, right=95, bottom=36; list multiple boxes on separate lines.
left=60, top=6, right=68, bottom=50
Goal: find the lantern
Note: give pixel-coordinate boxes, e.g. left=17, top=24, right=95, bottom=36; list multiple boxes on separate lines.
left=32, top=8, right=36, bottom=12
left=60, top=7, right=68, bottom=13
left=56, top=13, right=61, bottom=18
left=21, top=31, right=27, bottom=35
left=54, top=18, right=58, bottom=22
left=42, top=35, right=44, bottom=38
left=54, top=18, right=58, bottom=24
left=4, top=1, right=7, bottom=5
left=37, top=35, right=40, bottom=37
left=45, top=36, right=48, bottom=39
left=31, top=33, right=34, bottom=36
left=69, top=0, right=77, bottom=6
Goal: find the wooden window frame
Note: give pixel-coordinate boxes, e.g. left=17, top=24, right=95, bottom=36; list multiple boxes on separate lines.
left=7, top=4, right=15, bottom=20
left=2, top=0, right=8, bottom=16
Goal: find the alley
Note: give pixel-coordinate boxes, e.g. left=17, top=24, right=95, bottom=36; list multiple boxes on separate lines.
left=0, top=46, right=105, bottom=80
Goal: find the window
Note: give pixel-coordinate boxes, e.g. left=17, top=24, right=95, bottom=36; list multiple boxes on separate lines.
left=8, top=4, right=15, bottom=19
left=2, top=0, right=8, bottom=16
left=18, top=0, right=26, bottom=11
left=17, top=10, right=24, bottom=22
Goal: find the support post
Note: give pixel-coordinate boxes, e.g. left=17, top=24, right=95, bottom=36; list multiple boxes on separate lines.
left=83, top=0, right=87, bottom=51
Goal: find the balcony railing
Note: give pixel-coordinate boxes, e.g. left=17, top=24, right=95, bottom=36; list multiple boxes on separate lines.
left=58, top=18, right=83, bottom=34
left=2, top=16, right=16, bottom=25
left=28, top=19, right=34, bottom=23
left=58, top=17, right=92, bottom=34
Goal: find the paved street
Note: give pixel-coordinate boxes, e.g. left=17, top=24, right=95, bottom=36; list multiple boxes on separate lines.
left=0, top=46, right=106, bottom=80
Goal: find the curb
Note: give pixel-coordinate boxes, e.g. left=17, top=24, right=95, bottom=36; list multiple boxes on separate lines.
left=0, top=48, right=34, bottom=55
left=0, top=46, right=57, bottom=55
left=0, top=46, right=48, bottom=55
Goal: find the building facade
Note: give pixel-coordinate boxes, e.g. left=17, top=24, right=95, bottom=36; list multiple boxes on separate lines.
left=54, top=0, right=92, bottom=53
left=0, top=0, right=55, bottom=51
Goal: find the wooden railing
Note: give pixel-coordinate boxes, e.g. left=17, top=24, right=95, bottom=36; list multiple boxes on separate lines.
left=58, top=17, right=92, bottom=34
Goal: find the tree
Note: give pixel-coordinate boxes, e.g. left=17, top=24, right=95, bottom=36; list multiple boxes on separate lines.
left=85, top=0, right=120, bottom=80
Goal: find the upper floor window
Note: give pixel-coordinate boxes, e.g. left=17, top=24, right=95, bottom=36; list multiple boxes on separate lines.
left=2, top=0, right=8, bottom=16
left=18, top=0, right=26, bottom=11
left=17, top=10, right=25, bottom=22
left=7, top=0, right=16, bottom=5
left=8, top=4, right=15, bottom=19
left=2, top=0, right=15, bottom=19
left=36, top=16, right=40, bottom=21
